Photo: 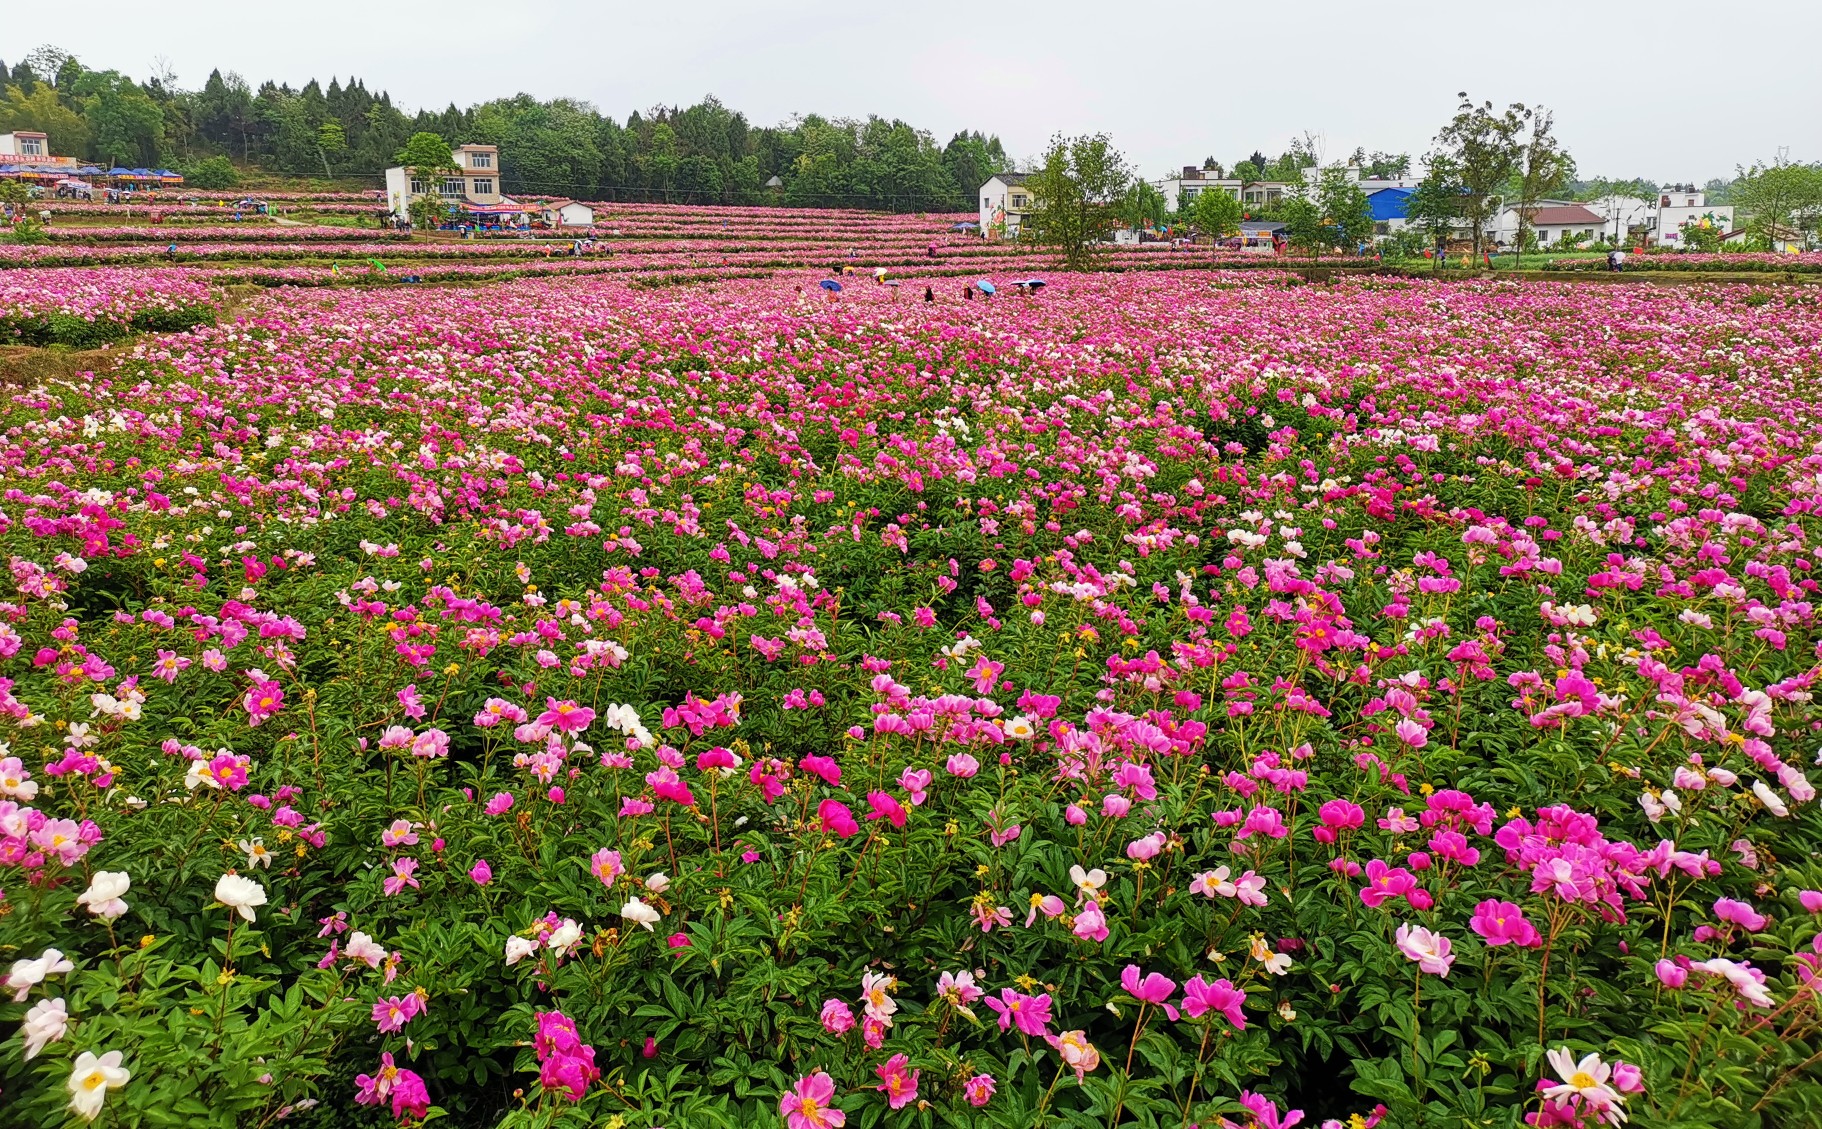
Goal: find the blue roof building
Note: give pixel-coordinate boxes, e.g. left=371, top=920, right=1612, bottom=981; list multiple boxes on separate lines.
left=1367, top=187, right=1414, bottom=222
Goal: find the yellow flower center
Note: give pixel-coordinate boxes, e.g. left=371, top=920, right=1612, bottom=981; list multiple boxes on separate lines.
left=1570, top=1071, right=1598, bottom=1089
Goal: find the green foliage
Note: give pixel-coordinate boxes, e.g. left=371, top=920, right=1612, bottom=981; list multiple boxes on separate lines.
left=1191, top=187, right=1243, bottom=245
left=1731, top=159, right=1822, bottom=248
left=1118, top=179, right=1168, bottom=231
left=1023, top=133, right=1133, bottom=269
left=183, top=155, right=239, bottom=191
left=1428, top=93, right=1526, bottom=258
left=1509, top=106, right=1573, bottom=254
left=2, top=42, right=1002, bottom=210
left=0, top=304, right=214, bottom=347
left=408, top=192, right=449, bottom=232
left=1283, top=167, right=1373, bottom=258
left=395, top=131, right=455, bottom=175
left=1679, top=219, right=1724, bottom=252
left=1406, top=155, right=1463, bottom=246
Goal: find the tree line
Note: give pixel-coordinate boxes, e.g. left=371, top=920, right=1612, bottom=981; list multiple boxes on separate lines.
left=0, top=44, right=1009, bottom=210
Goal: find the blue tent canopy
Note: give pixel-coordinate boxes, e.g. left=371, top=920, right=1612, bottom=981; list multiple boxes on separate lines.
left=108, top=167, right=133, bottom=175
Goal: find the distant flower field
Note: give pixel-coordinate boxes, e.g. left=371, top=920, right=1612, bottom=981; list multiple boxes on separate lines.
left=2, top=266, right=1822, bottom=1129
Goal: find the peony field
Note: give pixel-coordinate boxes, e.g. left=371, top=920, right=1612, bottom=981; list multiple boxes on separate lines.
left=4, top=204, right=1822, bottom=1129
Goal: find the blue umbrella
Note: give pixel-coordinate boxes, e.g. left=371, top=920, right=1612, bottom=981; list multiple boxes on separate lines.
left=819, top=279, right=843, bottom=292
left=977, top=280, right=996, bottom=295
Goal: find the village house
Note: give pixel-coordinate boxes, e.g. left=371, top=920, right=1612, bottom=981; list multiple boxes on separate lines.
left=385, top=143, right=518, bottom=220
left=537, top=199, right=596, bottom=228
left=1653, top=185, right=1733, bottom=247
left=978, top=172, right=1033, bottom=239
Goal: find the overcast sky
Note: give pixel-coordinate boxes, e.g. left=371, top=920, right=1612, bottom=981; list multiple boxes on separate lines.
left=18, top=0, right=1822, bottom=185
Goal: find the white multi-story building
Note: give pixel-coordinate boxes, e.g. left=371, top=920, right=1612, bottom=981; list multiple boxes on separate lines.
left=1154, top=164, right=1418, bottom=216
left=1153, top=166, right=1295, bottom=214
left=384, top=143, right=509, bottom=218
left=1653, top=185, right=1732, bottom=247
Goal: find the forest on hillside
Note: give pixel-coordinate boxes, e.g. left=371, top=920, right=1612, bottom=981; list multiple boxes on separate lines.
left=0, top=45, right=1009, bottom=210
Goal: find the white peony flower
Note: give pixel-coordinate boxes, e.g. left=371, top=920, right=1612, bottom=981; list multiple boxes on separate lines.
left=344, top=932, right=387, bottom=970
left=20, top=997, right=69, bottom=1059
left=619, top=897, right=662, bottom=931
left=75, top=871, right=131, bottom=921
left=6, top=948, right=74, bottom=1002
left=504, top=935, right=539, bottom=966
left=213, top=874, right=267, bottom=922
left=546, top=918, right=586, bottom=954
left=66, top=1049, right=131, bottom=1121
left=1752, top=779, right=1791, bottom=817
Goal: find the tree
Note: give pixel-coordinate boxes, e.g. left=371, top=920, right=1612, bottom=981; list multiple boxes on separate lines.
left=315, top=120, right=346, bottom=178
left=22, top=46, right=73, bottom=86
left=1510, top=106, right=1573, bottom=261
left=1319, top=166, right=1374, bottom=252
left=394, top=131, right=455, bottom=176
left=1733, top=159, right=1822, bottom=249
left=1575, top=176, right=1656, bottom=203
left=185, top=154, right=238, bottom=189
left=83, top=76, right=166, bottom=166
left=1428, top=93, right=1524, bottom=261
left=1265, top=133, right=1322, bottom=182
left=1191, top=186, right=1243, bottom=258
left=1406, top=155, right=1464, bottom=265
left=943, top=131, right=1002, bottom=205
left=1282, top=166, right=1374, bottom=261
left=0, top=80, right=91, bottom=156
left=1118, top=179, right=1167, bottom=231
left=1362, top=151, right=1411, bottom=179
left=407, top=192, right=447, bottom=232
left=1022, top=133, right=1132, bottom=269
left=1679, top=218, right=1723, bottom=252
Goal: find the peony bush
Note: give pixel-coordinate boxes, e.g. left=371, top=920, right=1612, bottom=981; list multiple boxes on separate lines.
left=1, top=270, right=1821, bottom=1129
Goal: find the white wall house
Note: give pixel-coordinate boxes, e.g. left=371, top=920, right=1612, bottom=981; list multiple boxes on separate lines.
left=1654, top=186, right=1732, bottom=247
left=384, top=143, right=509, bottom=217
left=1484, top=199, right=1579, bottom=246
left=1523, top=205, right=1606, bottom=247
left=539, top=200, right=596, bottom=227
left=0, top=131, right=50, bottom=159
left=979, top=173, right=1033, bottom=239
